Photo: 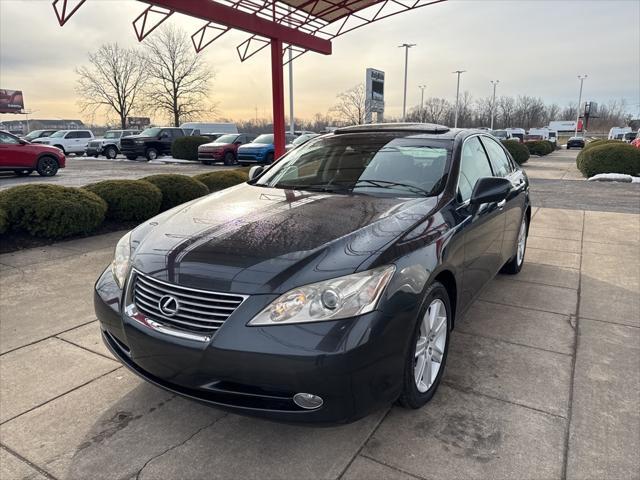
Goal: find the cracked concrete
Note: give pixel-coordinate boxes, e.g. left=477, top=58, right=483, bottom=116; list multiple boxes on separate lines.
left=1, top=150, right=638, bottom=479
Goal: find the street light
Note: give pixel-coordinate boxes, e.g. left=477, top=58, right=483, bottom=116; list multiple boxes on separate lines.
left=575, top=74, right=587, bottom=137
left=452, top=70, right=466, bottom=128
left=418, top=84, right=426, bottom=122
left=490, top=80, right=499, bottom=130
left=399, top=43, right=416, bottom=121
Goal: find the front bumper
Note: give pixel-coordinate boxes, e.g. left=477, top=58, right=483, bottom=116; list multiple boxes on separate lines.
left=120, top=145, right=146, bottom=157
left=85, top=147, right=102, bottom=156
left=237, top=152, right=266, bottom=163
left=94, top=268, right=411, bottom=425
left=198, top=151, right=224, bottom=161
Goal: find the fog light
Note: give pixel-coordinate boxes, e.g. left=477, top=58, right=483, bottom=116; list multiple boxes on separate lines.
left=293, top=393, right=323, bottom=410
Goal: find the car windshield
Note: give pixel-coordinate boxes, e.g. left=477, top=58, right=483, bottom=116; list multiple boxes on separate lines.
left=50, top=131, right=66, bottom=138
left=292, top=134, right=317, bottom=146
left=253, top=134, right=274, bottom=144
left=215, top=134, right=238, bottom=143
left=24, top=131, right=43, bottom=140
left=104, top=131, right=120, bottom=139
left=141, top=127, right=162, bottom=136
left=255, top=134, right=450, bottom=197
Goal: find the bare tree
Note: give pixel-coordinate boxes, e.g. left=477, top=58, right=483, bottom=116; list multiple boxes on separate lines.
left=76, top=43, right=148, bottom=129
left=329, top=83, right=369, bottom=125
left=144, top=25, right=215, bottom=126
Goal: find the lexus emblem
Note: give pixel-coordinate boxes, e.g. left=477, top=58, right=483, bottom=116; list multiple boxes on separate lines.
left=158, top=295, right=180, bottom=317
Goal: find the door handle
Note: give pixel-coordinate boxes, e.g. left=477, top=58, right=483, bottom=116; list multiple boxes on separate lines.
left=497, top=199, right=507, bottom=209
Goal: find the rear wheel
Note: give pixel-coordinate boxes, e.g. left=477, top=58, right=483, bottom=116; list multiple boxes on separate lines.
left=105, top=146, right=118, bottom=159
left=36, top=156, right=59, bottom=177
left=14, top=169, right=33, bottom=176
left=501, top=214, right=528, bottom=274
left=145, top=148, right=158, bottom=161
left=398, top=282, right=451, bottom=409
left=223, top=151, right=235, bottom=166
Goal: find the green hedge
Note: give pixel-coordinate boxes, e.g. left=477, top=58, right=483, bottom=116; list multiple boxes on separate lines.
left=193, top=170, right=248, bottom=193
left=583, top=139, right=622, bottom=151
left=142, top=174, right=209, bottom=211
left=0, top=207, right=8, bottom=235
left=577, top=143, right=640, bottom=177
left=171, top=136, right=211, bottom=161
left=525, top=140, right=555, bottom=156
left=84, top=180, right=162, bottom=222
left=501, top=140, right=530, bottom=165
left=0, top=184, right=106, bottom=238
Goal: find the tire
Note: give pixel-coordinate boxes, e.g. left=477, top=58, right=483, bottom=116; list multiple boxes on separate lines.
left=265, top=153, right=274, bottom=164
left=501, top=213, right=528, bottom=274
left=14, top=169, right=33, bottom=176
left=126, top=155, right=138, bottom=161
left=398, top=282, right=451, bottom=409
left=223, top=152, right=235, bottom=166
left=36, top=156, right=59, bottom=177
left=105, top=146, right=118, bottom=159
left=53, top=145, right=65, bottom=155
left=145, top=148, right=159, bottom=161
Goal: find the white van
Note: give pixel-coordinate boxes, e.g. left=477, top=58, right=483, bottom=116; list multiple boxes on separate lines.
left=608, top=127, right=632, bottom=140
left=505, top=128, right=526, bottom=142
left=528, top=128, right=558, bottom=144
left=180, top=122, right=238, bottom=135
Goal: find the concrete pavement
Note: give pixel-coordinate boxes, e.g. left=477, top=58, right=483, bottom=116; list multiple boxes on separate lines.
left=1, top=150, right=639, bottom=480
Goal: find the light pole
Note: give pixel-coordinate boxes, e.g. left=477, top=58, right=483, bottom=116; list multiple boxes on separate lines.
left=399, top=43, right=416, bottom=121
left=418, top=85, right=426, bottom=122
left=575, top=74, right=587, bottom=137
left=452, top=70, right=466, bottom=128
left=287, top=6, right=294, bottom=135
left=490, top=80, right=499, bottom=130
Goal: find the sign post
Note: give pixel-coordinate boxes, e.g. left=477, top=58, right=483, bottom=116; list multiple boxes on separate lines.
left=365, top=68, right=385, bottom=124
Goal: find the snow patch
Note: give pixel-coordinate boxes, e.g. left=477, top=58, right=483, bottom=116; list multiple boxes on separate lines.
left=587, top=173, right=640, bottom=183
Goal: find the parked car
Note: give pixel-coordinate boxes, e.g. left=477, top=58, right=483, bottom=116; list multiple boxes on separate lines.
left=505, top=128, right=525, bottom=142
left=0, top=130, right=66, bottom=176
left=32, top=129, right=94, bottom=155
left=198, top=133, right=256, bottom=165
left=566, top=136, right=586, bottom=149
left=285, top=133, right=320, bottom=151
left=608, top=126, right=631, bottom=140
left=96, top=123, right=530, bottom=424
left=22, top=129, right=57, bottom=142
left=524, top=134, right=544, bottom=142
left=630, top=137, right=640, bottom=149
left=86, top=129, right=139, bottom=159
left=237, top=133, right=296, bottom=165
left=120, top=127, right=185, bottom=161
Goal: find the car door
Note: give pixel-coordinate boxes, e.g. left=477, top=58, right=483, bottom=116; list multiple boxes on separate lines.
left=77, top=131, right=92, bottom=151
left=480, top=135, right=527, bottom=264
left=0, top=131, right=30, bottom=167
left=64, top=131, right=78, bottom=152
left=456, top=135, right=506, bottom=308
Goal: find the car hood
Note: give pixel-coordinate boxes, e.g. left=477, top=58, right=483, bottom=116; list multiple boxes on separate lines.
left=200, top=142, right=232, bottom=149
left=239, top=142, right=271, bottom=150
left=122, top=134, right=154, bottom=140
left=130, top=184, right=438, bottom=295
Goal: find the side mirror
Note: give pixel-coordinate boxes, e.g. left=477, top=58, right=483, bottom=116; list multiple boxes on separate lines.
left=248, top=165, right=264, bottom=181
left=18, top=139, right=28, bottom=145
left=470, top=177, right=511, bottom=206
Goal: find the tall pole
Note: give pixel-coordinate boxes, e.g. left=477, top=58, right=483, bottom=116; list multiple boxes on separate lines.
left=575, top=74, right=587, bottom=137
left=399, top=43, right=415, bottom=121
left=453, top=70, right=466, bottom=128
left=288, top=6, right=294, bottom=135
left=490, top=80, right=499, bottom=130
left=418, top=85, right=426, bottom=122
left=270, top=38, right=286, bottom=159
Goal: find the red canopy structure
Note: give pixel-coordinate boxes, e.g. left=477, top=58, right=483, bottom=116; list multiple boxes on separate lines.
left=52, top=0, right=446, bottom=157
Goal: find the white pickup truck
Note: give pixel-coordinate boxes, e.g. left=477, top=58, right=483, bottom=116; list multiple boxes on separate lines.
left=32, top=129, right=94, bottom=155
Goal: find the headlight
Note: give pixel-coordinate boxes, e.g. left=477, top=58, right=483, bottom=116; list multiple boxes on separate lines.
left=111, top=231, right=132, bottom=288
left=248, top=265, right=395, bottom=326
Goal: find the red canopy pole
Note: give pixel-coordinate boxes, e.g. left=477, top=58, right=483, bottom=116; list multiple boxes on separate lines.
left=270, top=38, right=286, bottom=160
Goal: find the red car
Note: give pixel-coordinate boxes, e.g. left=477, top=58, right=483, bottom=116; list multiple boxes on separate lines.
left=198, top=133, right=255, bottom=165
left=0, top=130, right=66, bottom=176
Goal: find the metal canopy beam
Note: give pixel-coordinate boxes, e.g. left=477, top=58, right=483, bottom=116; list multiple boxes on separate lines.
left=139, top=0, right=332, bottom=54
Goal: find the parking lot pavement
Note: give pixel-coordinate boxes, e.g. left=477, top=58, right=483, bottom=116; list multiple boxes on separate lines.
left=1, top=205, right=638, bottom=480
left=0, top=156, right=229, bottom=190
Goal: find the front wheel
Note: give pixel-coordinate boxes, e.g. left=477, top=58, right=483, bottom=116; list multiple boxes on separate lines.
left=501, top=214, right=528, bottom=274
left=398, top=282, right=451, bottom=409
left=223, top=152, right=236, bottom=166
left=145, top=148, right=158, bottom=161
left=36, top=156, right=59, bottom=176
left=105, top=146, right=118, bottom=159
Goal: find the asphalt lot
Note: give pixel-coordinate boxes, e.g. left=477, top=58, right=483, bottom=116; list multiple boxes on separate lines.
left=0, top=149, right=639, bottom=480
left=0, top=155, right=228, bottom=190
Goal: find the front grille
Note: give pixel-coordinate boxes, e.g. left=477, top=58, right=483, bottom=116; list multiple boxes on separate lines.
left=88, top=141, right=102, bottom=148
left=132, top=272, right=246, bottom=336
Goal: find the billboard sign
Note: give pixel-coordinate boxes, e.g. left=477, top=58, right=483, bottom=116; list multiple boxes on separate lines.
left=365, top=68, right=384, bottom=123
left=0, top=89, right=25, bottom=113
left=127, top=116, right=151, bottom=128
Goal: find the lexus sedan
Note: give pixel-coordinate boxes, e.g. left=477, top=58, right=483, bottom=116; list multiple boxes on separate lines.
left=566, top=136, right=586, bottom=149
left=95, top=123, right=530, bottom=425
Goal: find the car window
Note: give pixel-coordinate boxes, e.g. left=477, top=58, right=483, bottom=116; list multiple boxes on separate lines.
left=65, top=131, right=78, bottom=139
left=481, top=136, right=513, bottom=177
left=457, top=136, right=494, bottom=203
left=173, top=129, right=184, bottom=138
left=78, top=131, right=91, bottom=138
left=0, top=132, right=20, bottom=144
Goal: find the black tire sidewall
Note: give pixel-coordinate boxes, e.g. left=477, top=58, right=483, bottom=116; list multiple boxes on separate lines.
left=146, top=148, right=158, bottom=161
left=399, top=281, right=452, bottom=409
left=37, top=157, right=58, bottom=177
left=106, top=147, right=117, bottom=159
left=224, top=152, right=235, bottom=166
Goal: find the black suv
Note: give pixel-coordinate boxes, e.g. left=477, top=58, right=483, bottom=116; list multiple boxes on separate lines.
left=120, top=127, right=185, bottom=161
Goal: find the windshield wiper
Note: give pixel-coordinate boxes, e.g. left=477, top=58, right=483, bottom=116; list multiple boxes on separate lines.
left=351, top=179, right=431, bottom=196
left=271, top=183, right=348, bottom=193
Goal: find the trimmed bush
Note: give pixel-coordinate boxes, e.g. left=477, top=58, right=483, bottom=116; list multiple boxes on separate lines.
left=142, top=174, right=209, bottom=211
left=171, top=136, right=211, bottom=161
left=0, top=207, right=7, bottom=235
left=84, top=180, right=162, bottom=222
left=577, top=143, right=640, bottom=177
left=583, top=139, right=622, bottom=151
left=0, top=184, right=106, bottom=238
left=525, top=140, right=554, bottom=156
left=502, top=140, right=530, bottom=165
left=193, top=169, right=248, bottom=193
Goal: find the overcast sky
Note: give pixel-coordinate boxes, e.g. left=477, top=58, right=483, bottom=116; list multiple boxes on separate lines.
left=1, top=0, right=639, bottom=124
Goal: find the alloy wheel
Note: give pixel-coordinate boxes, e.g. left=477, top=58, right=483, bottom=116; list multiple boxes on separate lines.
left=414, top=299, right=447, bottom=393
left=41, top=158, right=57, bottom=175
left=516, top=218, right=527, bottom=266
